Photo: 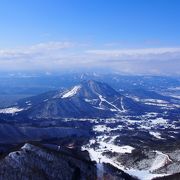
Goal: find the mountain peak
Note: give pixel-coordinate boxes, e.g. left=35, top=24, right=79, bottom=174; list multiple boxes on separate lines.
left=53, top=80, right=108, bottom=99
left=83, top=79, right=102, bottom=86
left=80, top=80, right=120, bottom=98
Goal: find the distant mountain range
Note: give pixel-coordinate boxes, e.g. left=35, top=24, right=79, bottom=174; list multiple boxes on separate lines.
left=0, top=74, right=180, bottom=109
left=0, top=80, right=179, bottom=120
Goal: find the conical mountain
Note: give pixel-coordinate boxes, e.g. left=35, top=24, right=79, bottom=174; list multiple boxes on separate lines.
left=16, top=80, right=127, bottom=119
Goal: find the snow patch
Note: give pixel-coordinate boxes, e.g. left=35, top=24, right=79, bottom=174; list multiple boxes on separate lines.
left=151, top=118, right=167, bottom=125
left=100, top=142, right=134, bottom=153
left=143, top=99, right=168, bottom=104
left=84, top=98, right=92, bottom=102
left=120, top=97, right=126, bottom=112
left=61, top=85, right=81, bottom=98
left=0, top=107, right=24, bottom=114
left=98, top=94, right=123, bottom=112
left=21, top=143, right=34, bottom=150
left=149, top=132, right=164, bottom=139
left=150, top=151, right=172, bottom=172
left=8, top=151, right=21, bottom=159
left=93, top=125, right=111, bottom=132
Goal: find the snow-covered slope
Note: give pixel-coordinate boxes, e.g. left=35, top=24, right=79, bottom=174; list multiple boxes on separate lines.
left=0, top=143, right=97, bottom=180
left=10, top=80, right=143, bottom=119
left=61, top=85, right=81, bottom=98
left=150, top=151, right=172, bottom=172
left=0, top=107, right=23, bottom=114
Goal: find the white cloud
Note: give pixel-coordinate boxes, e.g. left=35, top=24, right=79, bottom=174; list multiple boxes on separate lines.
left=29, top=41, right=75, bottom=51
left=0, top=42, right=179, bottom=75
left=86, top=47, right=180, bottom=60
left=0, top=42, right=74, bottom=59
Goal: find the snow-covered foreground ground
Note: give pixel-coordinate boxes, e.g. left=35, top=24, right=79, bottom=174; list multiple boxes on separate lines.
left=82, top=141, right=168, bottom=180
left=82, top=121, right=172, bottom=180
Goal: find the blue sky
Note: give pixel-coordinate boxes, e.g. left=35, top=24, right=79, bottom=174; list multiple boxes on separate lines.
left=0, top=0, right=180, bottom=75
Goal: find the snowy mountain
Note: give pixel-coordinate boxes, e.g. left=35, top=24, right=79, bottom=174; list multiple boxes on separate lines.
left=1, top=80, right=171, bottom=119
left=0, top=143, right=97, bottom=180
left=0, top=142, right=137, bottom=180
left=0, top=80, right=133, bottom=118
